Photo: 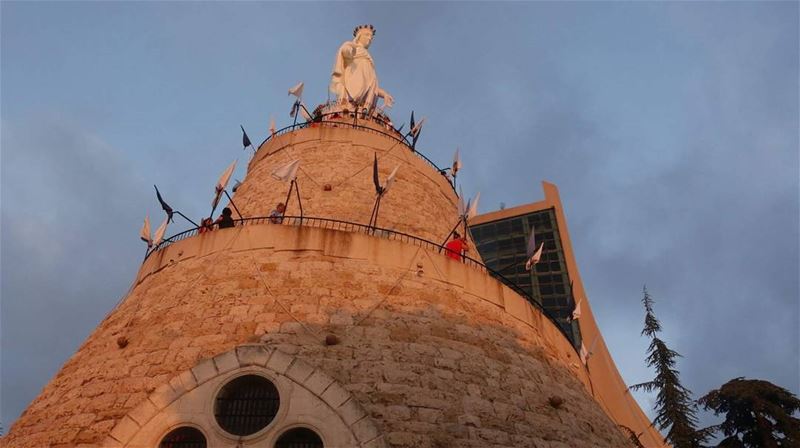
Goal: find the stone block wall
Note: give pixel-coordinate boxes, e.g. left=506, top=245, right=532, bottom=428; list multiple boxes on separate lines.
left=232, top=126, right=467, bottom=246
left=4, top=224, right=631, bottom=447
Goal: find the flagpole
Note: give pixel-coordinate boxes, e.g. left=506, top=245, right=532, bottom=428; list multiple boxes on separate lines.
left=282, top=180, right=295, bottom=217
left=292, top=101, right=299, bottom=127
left=368, top=195, right=380, bottom=229
left=174, top=211, right=200, bottom=228
left=439, top=218, right=463, bottom=253
left=208, top=201, right=218, bottom=221
left=223, top=190, right=243, bottom=220
left=293, top=182, right=303, bottom=222
left=298, top=104, right=313, bottom=123
left=372, top=195, right=382, bottom=230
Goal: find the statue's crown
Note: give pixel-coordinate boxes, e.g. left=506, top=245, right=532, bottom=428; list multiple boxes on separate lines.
left=353, top=24, right=376, bottom=37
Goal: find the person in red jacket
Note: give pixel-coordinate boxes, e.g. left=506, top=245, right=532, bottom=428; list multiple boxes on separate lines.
left=445, top=231, right=469, bottom=262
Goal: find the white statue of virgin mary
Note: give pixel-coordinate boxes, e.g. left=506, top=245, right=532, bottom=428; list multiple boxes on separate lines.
left=330, top=24, right=394, bottom=112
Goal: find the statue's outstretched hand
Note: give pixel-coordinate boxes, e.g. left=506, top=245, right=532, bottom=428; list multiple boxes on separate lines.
left=340, top=41, right=357, bottom=59
left=382, top=91, right=395, bottom=108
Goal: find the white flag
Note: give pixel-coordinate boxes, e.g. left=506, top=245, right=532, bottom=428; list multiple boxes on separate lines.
left=269, top=115, right=276, bottom=135
left=452, top=148, right=462, bottom=175
left=525, top=242, right=545, bottom=270
left=216, top=160, right=237, bottom=193
left=152, top=216, right=169, bottom=247
left=572, top=298, right=582, bottom=321
left=467, top=192, right=480, bottom=219
left=139, top=215, right=152, bottom=247
left=212, top=160, right=237, bottom=208
left=272, top=159, right=300, bottom=182
left=581, top=335, right=600, bottom=365
left=525, top=228, right=537, bottom=259
left=288, top=81, right=304, bottom=99
left=410, top=117, right=426, bottom=138
left=382, top=166, right=400, bottom=193
left=580, top=342, right=589, bottom=365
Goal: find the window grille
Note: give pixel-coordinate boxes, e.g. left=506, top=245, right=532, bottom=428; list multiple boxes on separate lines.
left=159, top=426, right=207, bottom=448
left=275, top=427, right=324, bottom=448
left=214, top=375, right=280, bottom=436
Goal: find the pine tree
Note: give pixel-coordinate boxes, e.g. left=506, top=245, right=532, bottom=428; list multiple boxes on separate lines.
left=619, top=425, right=646, bottom=448
left=630, top=286, right=709, bottom=448
left=699, top=377, right=800, bottom=447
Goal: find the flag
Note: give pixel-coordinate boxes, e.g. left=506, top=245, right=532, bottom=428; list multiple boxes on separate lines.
left=231, top=179, right=242, bottom=193
left=580, top=335, right=600, bottom=365
left=572, top=298, right=582, bottom=321
left=372, top=153, right=381, bottom=194
left=241, top=125, right=252, bottom=149
left=272, top=159, right=300, bottom=182
left=525, top=228, right=537, bottom=259
left=467, top=192, right=480, bottom=219
left=154, top=185, right=174, bottom=223
left=299, top=102, right=312, bottom=121
left=269, top=115, right=276, bottom=135
left=289, top=101, right=299, bottom=118
left=452, top=148, right=462, bottom=175
left=408, top=113, right=426, bottom=148
left=410, top=117, right=426, bottom=139
left=288, top=81, right=304, bottom=99
left=139, top=215, right=152, bottom=247
left=525, top=242, right=545, bottom=271
left=212, top=160, right=237, bottom=208
left=383, top=166, right=399, bottom=193
left=153, top=216, right=169, bottom=247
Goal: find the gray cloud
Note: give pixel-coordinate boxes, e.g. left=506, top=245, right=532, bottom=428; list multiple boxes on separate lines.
left=1, top=116, right=149, bottom=425
left=1, top=2, right=797, bottom=437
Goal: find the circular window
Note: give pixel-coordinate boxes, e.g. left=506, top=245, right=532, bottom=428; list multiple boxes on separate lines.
left=214, top=374, right=280, bottom=436
left=275, top=427, right=324, bottom=448
left=159, top=426, right=207, bottom=448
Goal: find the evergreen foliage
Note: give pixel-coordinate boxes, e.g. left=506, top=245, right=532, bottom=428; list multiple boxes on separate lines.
left=619, top=425, right=646, bottom=448
left=630, top=286, right=709, bottom=448
left=699, top=377, right=800, bottom=447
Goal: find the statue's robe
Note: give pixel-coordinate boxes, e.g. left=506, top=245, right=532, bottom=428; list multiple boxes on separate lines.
left=330, top=41, right=379, bottom=109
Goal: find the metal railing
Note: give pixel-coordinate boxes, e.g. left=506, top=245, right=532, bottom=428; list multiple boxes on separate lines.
left=258, top=112, right=454, bottom=190
left=147, top=215, right=577, bottom=349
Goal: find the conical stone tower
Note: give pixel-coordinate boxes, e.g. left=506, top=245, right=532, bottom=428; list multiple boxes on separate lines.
left=4, top=26, right=662, bottom=448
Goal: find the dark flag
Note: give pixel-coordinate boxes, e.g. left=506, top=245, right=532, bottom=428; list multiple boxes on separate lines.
left=410, top=117, right=425, bottom=148
left=241, top=125, right=252, bottom=149
left=154, top=185, right=174, bottom=223
left=409, top=111, right=415, bottom=139
left=372, top=153, right=382, bottom=194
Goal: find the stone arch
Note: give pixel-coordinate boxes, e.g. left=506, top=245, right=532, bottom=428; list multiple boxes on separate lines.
left=105, top=344, right=386, bottom=448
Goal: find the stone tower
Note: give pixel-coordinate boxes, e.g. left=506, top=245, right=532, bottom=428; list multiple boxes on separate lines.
left=4, top=28, right=665, bottom=448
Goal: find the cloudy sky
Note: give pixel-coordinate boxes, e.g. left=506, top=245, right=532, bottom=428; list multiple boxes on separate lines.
left=2, top=1, right=797, bottom=434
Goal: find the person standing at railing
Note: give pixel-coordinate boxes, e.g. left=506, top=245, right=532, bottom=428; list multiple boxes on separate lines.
left=445, top=231, right=469, bottom=262
left=215, top=207, right=235, bottom=229
left=198, top=217, right=214, bottom=234
left=269, top=203, right=286, bottom=224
